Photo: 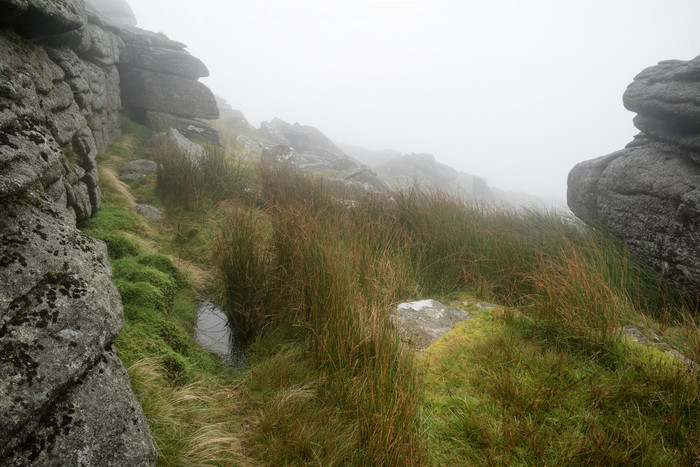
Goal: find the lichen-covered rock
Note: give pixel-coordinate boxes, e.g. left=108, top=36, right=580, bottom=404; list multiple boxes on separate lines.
left=389, top=299, right=474, bottom=349
left=0, top=195, right=156, bottom=465
left=568, top=55, right=700, bottom=302
left=0, top=6, right=157, bottom=465
left=3, top=348, right=156, bottom=466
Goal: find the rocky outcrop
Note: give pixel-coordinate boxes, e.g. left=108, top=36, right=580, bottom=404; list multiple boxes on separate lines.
left=80, top=0, right=220, bottom=145
left=0, top=1, right=206, bottom=464
left=260, top=118, right=390, bottom=192
left=112, top=25, right=220, bottom=144
left=374, top=152, right=494, bottom=201
left=568, top=55, right=700, bottom=302
left=261, top=117, right=345, bottom=155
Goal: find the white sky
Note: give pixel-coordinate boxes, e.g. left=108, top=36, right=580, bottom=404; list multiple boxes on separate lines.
left=130, top=0, right=700, bottom=199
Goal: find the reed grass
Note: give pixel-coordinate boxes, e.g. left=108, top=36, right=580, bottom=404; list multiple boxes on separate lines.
left=93, top=120, right=699, bottom=465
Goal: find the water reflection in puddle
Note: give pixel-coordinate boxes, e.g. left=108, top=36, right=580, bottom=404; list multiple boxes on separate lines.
left=195, top=301, right=247, bottom=369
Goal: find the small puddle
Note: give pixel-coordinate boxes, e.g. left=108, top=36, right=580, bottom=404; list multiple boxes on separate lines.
left=195, top=301, right=247, bottom=369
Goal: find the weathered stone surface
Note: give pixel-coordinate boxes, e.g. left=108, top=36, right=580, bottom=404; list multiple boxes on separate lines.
left=116, top=26, right=186, bottom=49
left=120, top=43, right=209, bottom=78
left=4, top=348, right=156, bottom=466
left=331, top=166, right=392, bottom=193
left=261, top=145, right=357, bottom=172
left=0, top=33, right=110, bottom=221
left=568, top=56, right=700, bottom=302
left=260, top=117, right=345, bottom=155
left=120, top=159, right=157, bottom=181
left=161, top=127, right=207, bottom=166
left=389, top=299, right=473, bottom=349
left=85, top=0, right=137, bottom=28
left=135, top=202, right=162, bottom=219
left=143, top=110, right=220, bottom=146
left=0, top=5, right=158, bottom=465
left=119, top=65, right=219, bottom=119
left=0, top=196, right=154, bottom=465
left=623, top=56, right=700, bottom=155
left=82, top=22, right=124, bottom=66
left=0, top=0, right=87, bottom=36
left=260, top=119, right=390, bottom=193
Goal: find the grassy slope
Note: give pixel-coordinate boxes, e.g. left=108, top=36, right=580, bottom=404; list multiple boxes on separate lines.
left=80, top=115, right=700, bottom=466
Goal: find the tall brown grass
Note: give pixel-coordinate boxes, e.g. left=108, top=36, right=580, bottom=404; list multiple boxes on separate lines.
left=214, top=164, right=698, bottom=464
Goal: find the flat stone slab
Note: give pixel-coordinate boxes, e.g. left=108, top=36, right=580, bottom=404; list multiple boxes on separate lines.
left=135, top=202, right=162, bottom=219
left=390, top=299, right=473, bottom=349
left=120, top=159, right=157, bottom=181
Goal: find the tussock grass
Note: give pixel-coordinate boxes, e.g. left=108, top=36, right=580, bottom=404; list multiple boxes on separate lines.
left=88, top=115, right=699, bottom=465
left=216, top=165, right=698, bottom=465
left=127, top=358, right=249, bottom=466
left=152, top=136, right=249, bottom=210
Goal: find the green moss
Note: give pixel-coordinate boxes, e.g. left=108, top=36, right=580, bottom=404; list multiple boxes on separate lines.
left=87, top=232, right=141, bottom=259
left=136, top=253, right=183, bottom=282
left=79, top=201, right=139, bottom=232
left=112, top=258, right=176, bottom=306
left=116, top=280, right=168, bottom=313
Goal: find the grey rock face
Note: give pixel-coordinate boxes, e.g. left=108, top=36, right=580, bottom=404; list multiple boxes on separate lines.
left=120, top=159, right=157, bottom=181
left=0, top=7, right=156, bottom=466
left=143, top=110, right=220, bottom=146
left=119, top=65, right=218, bottom=119
left=389, top=299, right=473, bottom=349
left=260, top=118, right=389, bottom=193
left=260, top=118, right=345, bottom=155
left=162, top=127, right=207, bottom=165
left=0, top=0, right=87, bottom=36
left=373, top=152, right=494, bottom=201
left=114, top=25, right=219, bottom=133
left=120, top=43, right=209, bottom=78
left=568, top=55, right=700, bottom=302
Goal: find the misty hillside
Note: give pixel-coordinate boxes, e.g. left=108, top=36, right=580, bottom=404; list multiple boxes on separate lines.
left=212, top=99, right=567, bottom=209
left=1, top=0, right=698, bottom=466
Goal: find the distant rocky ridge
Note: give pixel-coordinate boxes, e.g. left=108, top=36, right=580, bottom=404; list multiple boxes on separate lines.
left=0, top=0, right=221, bottom=464
left=214, top=101, right=564, bottom=205
left=568, top=55, right=700, bottom=302
left=341, top=145, right=495, bottom=202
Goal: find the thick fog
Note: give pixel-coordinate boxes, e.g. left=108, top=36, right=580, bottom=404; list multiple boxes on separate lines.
left=130, top=0, right=700, bottom=199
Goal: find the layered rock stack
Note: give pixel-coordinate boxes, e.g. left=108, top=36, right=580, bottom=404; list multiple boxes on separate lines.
left=85, top=0, right=220, bottom=145
left=0, top=0, right=221, bottom=464
left=568, top=55, right=700, bottom=303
